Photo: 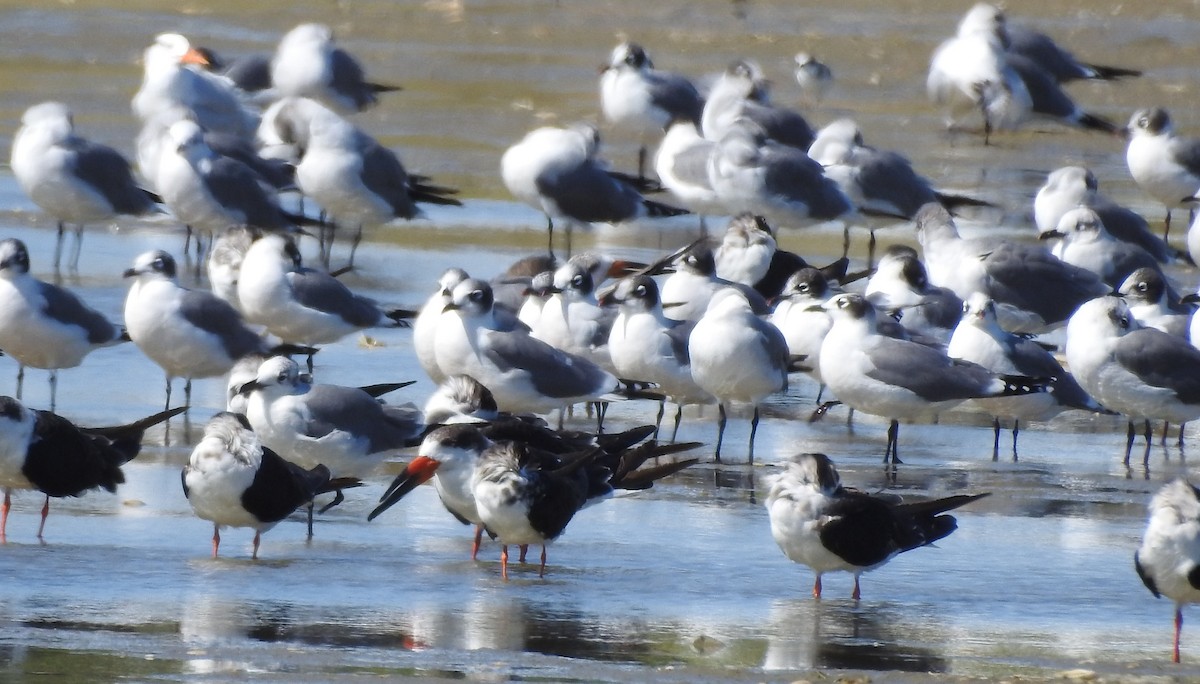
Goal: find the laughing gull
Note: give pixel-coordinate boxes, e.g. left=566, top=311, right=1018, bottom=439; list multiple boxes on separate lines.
left=916, top=203, right=1109, bottom=333
left=529, top=257, right=616, bottom=372
left=604, top=275, right=713, bottom=440
left=136, top=106, right=294, bottom=200
left=1033, top=166, right=1172, bottom=263
left=710, top=213, right=841, bottom=299
left=132, top=33, right=257, bottom=139
left=948, top=293, right=1104, bottom=457
left=770, top=268, right=839, bottom=391
left=434, top=278, right=633, bottom=415
left=927, top=3, right=1031, bottom=140
left=1065, top=296, right=1200, bottom=465
left=701, top=60, right=815, bottom=150
left=156, top=119, right=306, bottom=241
left=123, top=249, right=307, bottom=409
left=1046, top=206, right=1162, bottom=290
left=414, top=268, right=471, bottom=384
left=1006, top=18, right=1141, bottom=83
left=653, top=120, right=722, bottom=221
left=236, top=356, right=423, bottom=480
left=260, top=97, right=460, bottom=267
left=819, top=293, right=1046, bottom=463
left=657, top=241, right=768, bottom=322
left=1119, top=268, right=1192, bottom=339
left=1136, top=478, right=1200, bottom=663
left=714, top=213, right=777, bottom=288
left=501, top=123, right=687, bottom=255
left=793, top=53, right=833, bottom=107
left=1003, top=51, right=1119, bottom=134
left=930, top=4, right=1119, bottom=139
left=471, top=434, right=696, bottom=579
left=271, top=23, right=400, bottom=113
left=0, top=397, right=183, bottom=540
left=765, top=452, right=989, bottom=599
left=206, top=226, right=256, bottom=310
left=599, top=42, right=704, bottom=179
left=809, top=118, right=994, bottom=221
left=864, top=246, right=963, bottom=343
left=707, top=120, right=856, bottom=230
left=0, top=239, right=125, bottom=410
left=1125, top=108, right=1200, bottom=240
left=183, top=411, right=361, bottom=558
left=236, top=233, right=411, bottom=351
left=11, top=102, right=158, bottom=270
left=689, top=287, right=790, bottom=463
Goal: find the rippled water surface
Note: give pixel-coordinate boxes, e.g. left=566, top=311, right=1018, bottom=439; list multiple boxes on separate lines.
left=3, top=0, right=1200, bottom=681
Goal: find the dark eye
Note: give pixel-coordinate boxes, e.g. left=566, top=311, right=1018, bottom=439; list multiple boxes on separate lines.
left=1139, top=116, right=1149, bottom=128
left=798, top=283, right=810, bottom=293
left=154, top=257, right=164, bottom=269
left=1119, top=316, right=1130, bottom=329
left=469, top=289, right=484, bottom=302
left=572, top=274, right=585, bottom=288
left=962, top=302, right=970, bottom=314
left=634, top=284, right=646, bottom=297
left=1137, top=282, right=1148, bottom=292
left=838, top=298, right=850, bottom=309
left=277, top=372, right=288, bottom=383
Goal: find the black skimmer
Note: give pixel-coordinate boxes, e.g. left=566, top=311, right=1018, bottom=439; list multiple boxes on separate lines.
left=182, top=412, right=361, bottom=558
left=369, top=419, right=698, bottom=571
left=1136, top=478, right=1200, bottom=662
left=764, top=452, right=989, bottom=599
left=471, top=435, right=699, bottom=579
left=0, top=398, right=184, bottom=540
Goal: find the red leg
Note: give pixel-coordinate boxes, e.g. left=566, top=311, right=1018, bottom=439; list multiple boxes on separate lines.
left=1176, top=608, right=1184, bottom=664
left=501, top=545, right=510, bottom=581
left=36, top=496, right=49, bottom=539
left=539, top=545, right=547, bottom=578
left=212, top=526, right=220, bottom=558
left=252, top=531, right=261, bottom=560
left=812, top=575, right=822, bottom=599
left=471, top=525, right=483, bottom=561
left=852, top=576, right=861, bottom=601
left=519, top=544, right=528, bottom=563
left=1, top=489, right=10, bottom=543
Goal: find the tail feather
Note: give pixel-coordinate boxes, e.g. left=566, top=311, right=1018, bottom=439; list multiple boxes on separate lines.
left=934, top=190, right=997, bottom=213
left=594, top=425, right=656, bottom=453
left=608, top=171, right=666, bottom=194
left=1082, top=63, right=1142, bottom=81
left=83, top=406, right=188, bottom=442
left=642, top=198, right=690, bottom=218
left=896, top=492, right=991, bottom=518
left=409, top=179, right=463, bottom=207
left=385, top=308, right=418, bottom=326
left=1077, top=112, right=1120, bottom=135
left=358, top=381, right=416, bottom=399
left=613, top=457, right=700, bottom=490
left=317, top=476, right=365, bottom=496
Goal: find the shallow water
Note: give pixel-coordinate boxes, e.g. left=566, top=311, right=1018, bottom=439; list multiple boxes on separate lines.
left=3, top=0, right=1200, bottom=681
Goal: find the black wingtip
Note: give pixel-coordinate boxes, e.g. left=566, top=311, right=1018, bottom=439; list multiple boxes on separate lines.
left=1078, top=112, right=1120, bottom=136
left=1083, top=63, right=1142, bottom=81
left=642, top=199, right=690, bottom=218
